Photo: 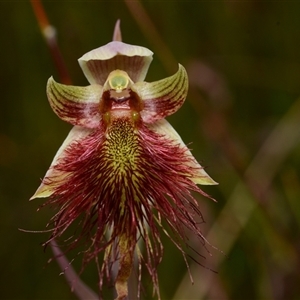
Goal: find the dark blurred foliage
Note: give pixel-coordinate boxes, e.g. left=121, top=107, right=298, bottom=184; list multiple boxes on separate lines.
left=1, top=1, right=300, bottom=299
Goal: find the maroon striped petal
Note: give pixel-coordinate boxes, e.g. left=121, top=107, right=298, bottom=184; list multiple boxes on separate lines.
left=78, top=41, right=153, bottom=85
left=133, top=64, right=188, bottom=123
left=147, top=119, right=218, bottom=185
left=31, top=126, right=94, bottom=199
left=47, top=77, right=102, bottom=128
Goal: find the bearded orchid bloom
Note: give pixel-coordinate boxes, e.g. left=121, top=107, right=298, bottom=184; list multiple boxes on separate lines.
left=31, top=22, right=217, bottom=300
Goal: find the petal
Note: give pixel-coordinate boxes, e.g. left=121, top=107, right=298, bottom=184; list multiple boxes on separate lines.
left=47, top=77, right=102, bottom=128
left=31, top=126, right=93, bottom=199
left=78, top=41, right=153, bottom=85
left=133, top=64, right=188, bottom=123
left=147, top=119, right=218, bottom=185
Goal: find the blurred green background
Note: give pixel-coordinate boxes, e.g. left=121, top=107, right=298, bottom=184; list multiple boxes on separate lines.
left=1, top=1, right=300, bottom=299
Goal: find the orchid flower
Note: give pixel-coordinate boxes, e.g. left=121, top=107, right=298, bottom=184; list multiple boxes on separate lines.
left=31, top=22, right=217, bottom=300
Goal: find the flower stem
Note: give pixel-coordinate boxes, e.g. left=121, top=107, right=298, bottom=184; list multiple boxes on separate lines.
left=30, top=0, right=72, bottom=84
left=115, top=235, right=133, bottom=300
